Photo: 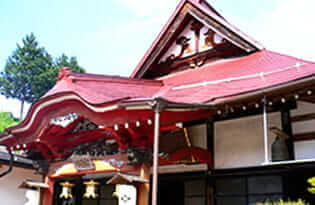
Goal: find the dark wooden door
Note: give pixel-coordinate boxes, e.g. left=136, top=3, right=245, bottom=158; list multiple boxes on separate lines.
left=158, top=180, right=184, bottom=205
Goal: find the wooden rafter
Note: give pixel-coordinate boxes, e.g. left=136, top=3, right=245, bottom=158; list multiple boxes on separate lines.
left=293, top=132, right=315, bottom=141
left=291, top=113, right=315, bottom=123
left=301, top=96, right=315, bottom=104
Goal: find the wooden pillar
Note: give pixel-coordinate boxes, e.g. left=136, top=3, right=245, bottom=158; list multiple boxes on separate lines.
left=206, top=119, right=215, bottom=169
left=138, top=164, right=151, bottom=205
left=281, top=107, right=295, bottom=160
left=206, top=119, right=215, bottom=205
left=42, top=176, right=54, bottom=205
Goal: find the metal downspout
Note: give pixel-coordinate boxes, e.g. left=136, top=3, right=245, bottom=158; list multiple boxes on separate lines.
left=151, top=100, right=164, bottom=205
left=263, top=97, right=269, bottom=164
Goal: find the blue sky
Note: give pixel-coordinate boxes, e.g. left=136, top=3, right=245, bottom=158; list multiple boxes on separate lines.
left=1, top=0, right=315, bottom=117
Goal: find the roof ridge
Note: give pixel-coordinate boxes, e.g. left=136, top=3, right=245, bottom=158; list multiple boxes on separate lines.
left=57, top=67, right=163, bottom=86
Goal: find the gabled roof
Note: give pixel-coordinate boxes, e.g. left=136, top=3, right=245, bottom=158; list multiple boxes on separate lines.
left=130, top=0, right=264, bottom=79
left=43, top=51, right=314, bottom=104
left=2, top=50, right=314, bottom=148
left=43, top=51, right=315, bottom=106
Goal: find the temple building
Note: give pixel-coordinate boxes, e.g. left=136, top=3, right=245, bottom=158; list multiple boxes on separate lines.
left=1, top=0, right=315, bottom=205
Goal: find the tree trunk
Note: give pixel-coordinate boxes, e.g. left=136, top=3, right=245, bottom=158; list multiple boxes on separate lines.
left=20, top=100, right=24, bottom=120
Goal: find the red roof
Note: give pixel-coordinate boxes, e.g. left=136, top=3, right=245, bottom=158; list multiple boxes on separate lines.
left=2, top=49, right=314, bottom=156
left=45, top=68, right=162, bottom=105
left=156, top=50, right=315, bottom=104
left=45, top=50, right=315, bottom=106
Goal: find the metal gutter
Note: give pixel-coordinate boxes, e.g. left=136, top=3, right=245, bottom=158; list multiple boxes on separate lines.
left=120, top=75, right=315, bottom=112
left=0, top=151, right=34, bottom=170
left=0, top=148, right=13, bottom=178
left=119, top=98, right=212, bottom=111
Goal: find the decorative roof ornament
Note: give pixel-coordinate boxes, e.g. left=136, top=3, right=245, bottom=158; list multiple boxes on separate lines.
left=58, top=67, right=72, bottom=80
left=50, top=113, right=79, bottom=127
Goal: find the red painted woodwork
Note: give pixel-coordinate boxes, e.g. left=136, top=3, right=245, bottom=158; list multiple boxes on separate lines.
left=1, top=49, right=315, bottom=159
left=42, top=176, right=54, bottom=205
left=159, top=147, right=212, bottom=165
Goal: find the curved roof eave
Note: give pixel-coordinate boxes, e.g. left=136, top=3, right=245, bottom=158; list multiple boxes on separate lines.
left=0, top=92, right=130, bottom=139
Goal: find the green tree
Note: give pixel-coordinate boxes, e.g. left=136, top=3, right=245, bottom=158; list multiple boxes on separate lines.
left=55, top=54, right=85, bottom=73
left=0, top=34, right=85, bottom=119
left=0, top=33, right=53, bottom=119
left=0, top=112, right=19, bottom=133
left=35, top=54, right=86, bottom=99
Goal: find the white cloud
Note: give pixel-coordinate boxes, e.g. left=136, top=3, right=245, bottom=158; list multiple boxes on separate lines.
left=117, top=0, right=178, bottom=17
left=84, top=5, right=178, bottom=76
left=116, top=0, right=315, bottom=62
left=261, top=0, right=315, bottom=61
left=227, top=0, right=315, bottom=61
left=3, top=0, right=315, bottom=118
left=0, top=95, right=30, bottom=119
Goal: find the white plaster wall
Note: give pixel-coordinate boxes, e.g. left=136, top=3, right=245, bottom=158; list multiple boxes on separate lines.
left=291, top=101, right=315, bottom=160
left=291, top=101, right=315, bottom=116
left=187, top=124, right=207, bottom=149
left=295, top=140, right=315, bottom=160
left=292, top=120, right=315, bottom=134
left=0, top=166, right=42, bottom=205
left=215, top=113, right=281, bottom=169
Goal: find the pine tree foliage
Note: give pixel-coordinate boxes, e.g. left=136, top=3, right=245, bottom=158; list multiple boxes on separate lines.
left=55, top=54, right=85, bottom=73
left=0, top=33, right=53, bottom=104
left=0, top=33, right=85, bottom=119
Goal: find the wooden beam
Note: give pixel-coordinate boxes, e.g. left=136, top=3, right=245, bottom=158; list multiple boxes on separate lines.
left=291, top=113, right=315, bottom=123
left=147, top=43, right=244, bottom=78
left=300, top=96, right=315, bottom=104
left=206, top=119, right=214, bottom=169
left=214, top=101, right=297, bottom=122
left=293, top=132, right=315, bottom=141
left=281, top=108, right=294, bottom=160
left=183, top=119, right=207, bottom=127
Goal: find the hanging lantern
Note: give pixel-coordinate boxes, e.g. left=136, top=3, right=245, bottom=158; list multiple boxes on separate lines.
left=59, top=182, right=74, bottom=199
left=83, top=180, right=100, bottom=199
